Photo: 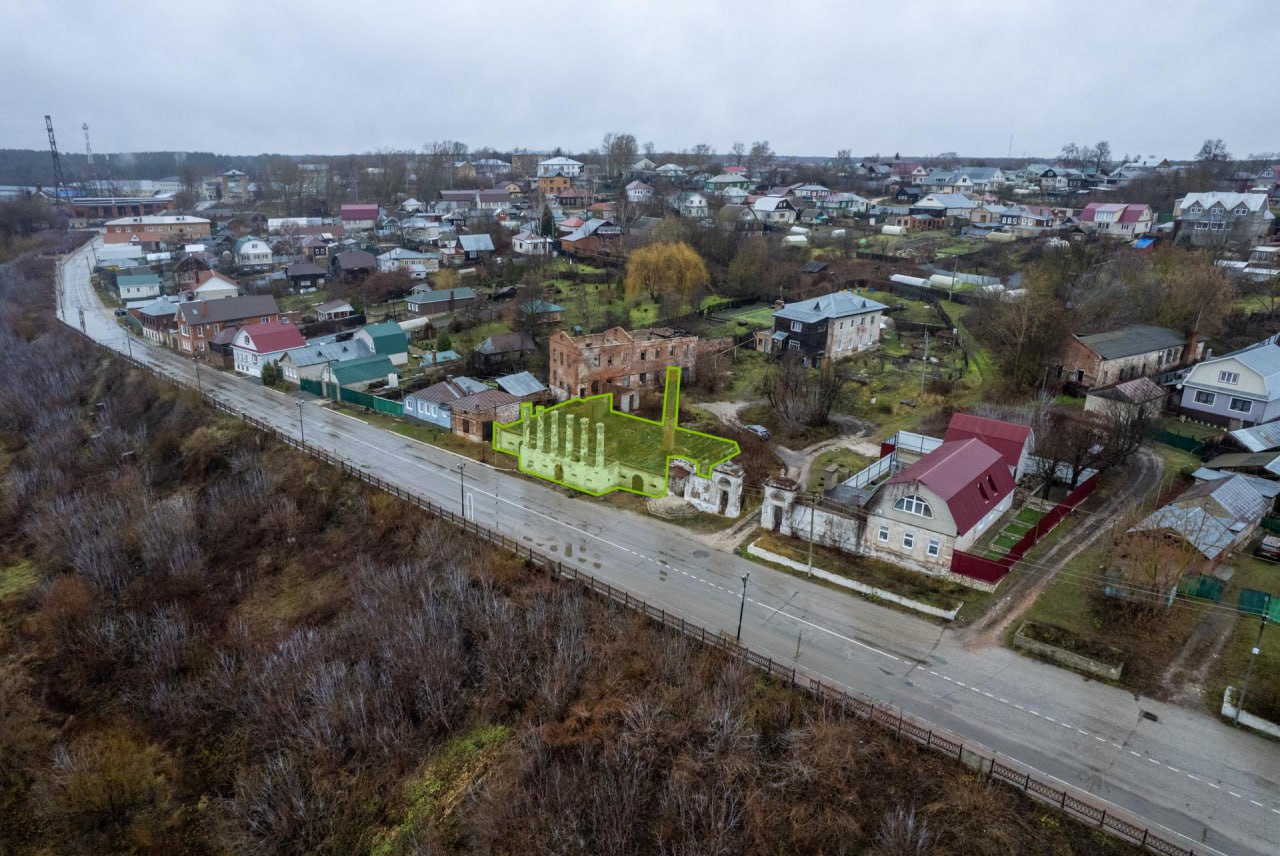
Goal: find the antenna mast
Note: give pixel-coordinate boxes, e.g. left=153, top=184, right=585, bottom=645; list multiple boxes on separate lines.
left=83, top=122, right=94, bottom=165
left=45, top=115, right=67, bottom=206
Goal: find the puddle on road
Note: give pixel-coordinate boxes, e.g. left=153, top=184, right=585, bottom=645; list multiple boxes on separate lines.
left=692, top=550, right=709, bottom=559
left=593, top=562, right=601, bottom=570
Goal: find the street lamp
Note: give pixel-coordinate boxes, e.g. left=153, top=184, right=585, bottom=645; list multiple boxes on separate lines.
left=736, top=572, right=750, bottom=643
left=297, top=401, right=305, bottom=445
left=194, top=354, right=203, bottom=395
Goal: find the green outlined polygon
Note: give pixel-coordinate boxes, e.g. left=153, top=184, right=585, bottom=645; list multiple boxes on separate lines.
left=492, top=366, right=740, bottom=498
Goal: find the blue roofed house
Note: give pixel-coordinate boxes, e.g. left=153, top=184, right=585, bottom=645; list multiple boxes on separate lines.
left=405, top=286, right=479, bottom=317
left=1178, top=336, right=1280, bottom=427
left=757, top=291, right=887, bottom=367
left=458, top=233, right=496, bottom=261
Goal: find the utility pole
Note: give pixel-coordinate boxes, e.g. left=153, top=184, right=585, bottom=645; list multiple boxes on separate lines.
left=918, top=329, right=930, bottom=397
left=459, top=462, right=466, bottom=518
left=297, top=401, right=305, bottom=445
left=806, top=492, right=816, bottom=577
left=736, top=572, right=750, bottom=642
left=1235, top=596, right=1270, bottom=725
left=194, top=355, right=203, bottom=395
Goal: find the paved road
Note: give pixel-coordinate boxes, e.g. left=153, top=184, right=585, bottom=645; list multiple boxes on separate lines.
left=56, top=239, right=1278, bottom=855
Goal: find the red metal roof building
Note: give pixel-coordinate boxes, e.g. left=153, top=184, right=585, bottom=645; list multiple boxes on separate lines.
left=864, top=438, right=1017, bottom=574
left=230, top=320, right=306, bottom=378
left=943, top=413, right=1034, bottom=480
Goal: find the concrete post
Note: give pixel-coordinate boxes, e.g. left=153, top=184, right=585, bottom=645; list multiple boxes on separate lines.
left=596, top=421, right=605, bottom=468
left=564, top=411, right=575, bottom=459
left=548, top=410, right=559, bottom=455
left=521, top=403, right=531, bottom=450
left=579, top=417, right=589, bottom=463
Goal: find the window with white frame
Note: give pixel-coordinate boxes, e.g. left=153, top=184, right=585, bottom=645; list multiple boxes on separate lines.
left=894, top=494, right=934, bottom=518
left=902, top=531, right=915, bottom=550
left=877, top=525, right=889, bottom=542
left=927, top=539, right=940, bottom=558
left=791, top=320, right=802, bottom=332
left=1229, top=398, right=1253, bottom=413
left=1193, top=390, right=1216, bottom=406
left=1219, top=371, right=1240, bottom=384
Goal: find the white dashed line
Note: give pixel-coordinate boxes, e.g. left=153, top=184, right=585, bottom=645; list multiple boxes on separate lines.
left=1166, top=765, right=1179, bottom=773
left=1130, top=751, right=1142, bottom=757
left=1249, top=799, right=1263, bottom=807
left=1187, top=775, right=1200, bottom=781
left=1044, top=716, right=1056, bottom=723
left=1229, top=791, right=1242, bottom=799
left=1207, top=782, right=1221, bottom=790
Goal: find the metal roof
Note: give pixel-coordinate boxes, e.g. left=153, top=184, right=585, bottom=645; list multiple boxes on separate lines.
left=1229, top=420, right=1280, bottom=452
left=885, top=438, right=1015, bottom=537
left=943, top=414, right=1031, bottom=474
left=495, top=371, right=547, bottom=397
left=458, top=234, right=495, bottom=252
left=1130, top=475, right=1270, bottom=559
left=1075, top=325, right=1185, bottom=360
left=775, top=291, right=888, bottom=324
left=331, top=355, right=395, bottom=385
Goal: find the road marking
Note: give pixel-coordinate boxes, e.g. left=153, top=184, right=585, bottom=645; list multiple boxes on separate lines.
left=1094, top=736, right=1106, bottom=742
left=1130, top=751, right=1141, bottom=757
left=1165, top=765, right=1179, bottom=773
left=1013, top=704, right=1024, bottom=710
left=75, top=281, right=1264, bottom=839
left=1148, top=758, right=1160, bottom=765
left=997, top=697, right=1008, bottom=704
left=1207, top=782, right=1220, bottom=790
left=1228, top=791, right=1242, bottom=799
left=1077, top=729, right=1089, bottom=735
left=1043, top=715, right=1055, bottom=723
left=1187, top=774, right=1199, bottom=781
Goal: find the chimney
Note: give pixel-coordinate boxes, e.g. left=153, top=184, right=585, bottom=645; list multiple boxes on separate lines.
left=1184, top=330, right=1198, bottom=366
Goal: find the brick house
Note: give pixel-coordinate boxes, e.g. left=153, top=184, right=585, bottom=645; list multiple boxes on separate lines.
left=451, top=389, right=521, bottom=442
left=548, top=326, right=700, bottom=411
left=172, top=295, right=281, bottom=355
left=1058, top=325, right=1197, bottom=388
left=102, top=214, right=211, bottom=246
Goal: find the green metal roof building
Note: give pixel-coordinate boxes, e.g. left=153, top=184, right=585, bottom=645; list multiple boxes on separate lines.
left=330, top=354, right=396, bottom=387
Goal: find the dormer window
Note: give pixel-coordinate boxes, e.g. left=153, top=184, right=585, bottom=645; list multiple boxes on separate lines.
left=894, top=494, right=933, bottom=518
left=1219, top=370, right=1240, bottom=385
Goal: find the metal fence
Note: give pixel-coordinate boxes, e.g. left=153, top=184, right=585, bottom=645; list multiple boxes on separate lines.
left=101, top=344, right=1204, bottom=856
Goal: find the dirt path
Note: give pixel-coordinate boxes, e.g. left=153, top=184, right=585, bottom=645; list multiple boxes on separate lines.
left=1159, top=607, right=1237, bottom=709
left=956, top=446, right=1165, bottom=649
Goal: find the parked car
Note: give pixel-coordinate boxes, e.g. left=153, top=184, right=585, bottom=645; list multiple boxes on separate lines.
left=1256, top=534, right=1280, bottom=561
left=744, top=424, right=770, bottom=441
left=114, top=307, right=127, bottom=317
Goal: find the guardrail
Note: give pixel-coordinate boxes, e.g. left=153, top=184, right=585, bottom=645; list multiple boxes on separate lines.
left=97, top=340, right=1203, bottom=856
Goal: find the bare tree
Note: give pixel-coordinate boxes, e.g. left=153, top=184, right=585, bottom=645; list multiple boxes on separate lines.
left=767, top=353, right=847, bottom=431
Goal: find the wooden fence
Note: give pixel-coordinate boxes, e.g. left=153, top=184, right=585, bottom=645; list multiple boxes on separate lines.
left=100, top=342, right=1205, bottom=856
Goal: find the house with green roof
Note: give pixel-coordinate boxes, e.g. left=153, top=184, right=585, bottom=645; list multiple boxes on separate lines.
left=354, top=321, right=409, bottom=366
left=116, top=271, right=162, bottom=302
left=319, top=354, right=397, bottom=391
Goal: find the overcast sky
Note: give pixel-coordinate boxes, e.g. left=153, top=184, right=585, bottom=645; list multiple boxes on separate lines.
left=4, top=0, right=1275, bottom=161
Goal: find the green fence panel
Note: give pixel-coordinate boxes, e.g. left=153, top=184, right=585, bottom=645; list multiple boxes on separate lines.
left=1239, top=587, right=1271, bottom=616
left=300, top=378, right=323, bottom=396
left=1151, top=430, right=1203, bottom=455
left=1179, top=575, right=1224, bottom=602
left=1262, top=517, right=1280, bottom=534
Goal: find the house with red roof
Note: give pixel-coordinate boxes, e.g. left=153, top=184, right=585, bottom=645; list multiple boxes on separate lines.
left=231, top=320, right=306, bottom=377
left=943, top=413, right=1035, bottom=481
left=1078, top=202, right=1155, bottom=238
left=863, top=438, right=1015, bottom=573
left=340, top=203, right=379, bottom=231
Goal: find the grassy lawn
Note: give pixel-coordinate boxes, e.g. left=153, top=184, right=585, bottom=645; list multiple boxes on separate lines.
left=807, top=448, right=875, bottom=492
left=746, top=529, right=989, bottom=619
left=1206, top=553, right=1280, bottom=721
left=713, top=350, right=771, bottom=402
left=1016, top=507, right=1045, bottom=526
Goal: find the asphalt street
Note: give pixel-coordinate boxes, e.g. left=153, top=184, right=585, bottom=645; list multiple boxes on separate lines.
left=56, top=238, right=1278, bottom=855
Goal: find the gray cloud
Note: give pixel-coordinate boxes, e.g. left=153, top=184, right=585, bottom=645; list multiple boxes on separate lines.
left=3, top=0, right=1275, bottom=159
